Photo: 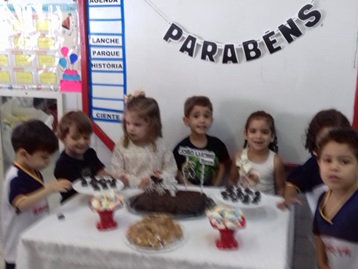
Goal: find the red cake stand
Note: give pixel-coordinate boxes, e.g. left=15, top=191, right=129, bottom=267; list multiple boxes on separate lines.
left=209, top=218, right=246, bottom=250
left=96, top=209, right=118, bottom=230
left=89, top=195, right=123, bottom=231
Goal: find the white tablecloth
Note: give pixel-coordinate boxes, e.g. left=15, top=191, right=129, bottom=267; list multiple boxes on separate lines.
left=16, top=187, right=294, bottom=269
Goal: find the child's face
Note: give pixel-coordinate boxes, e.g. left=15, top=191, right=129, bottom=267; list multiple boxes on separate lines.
left=244, top=119, right=273, bottom=152
left=24, top=150, right=52, bottom=171
left=125, top=111, right=149, bottom=145
left=184, top=105, right=213, bottom=136
left=62, top=124, right=91, bottom=159
left=318, top=141, right=358, bottom=192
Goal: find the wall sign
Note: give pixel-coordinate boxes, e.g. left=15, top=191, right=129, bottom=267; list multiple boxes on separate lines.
left=0, top=3, right=80, bottom=90
left=161, top=3, right=322, bottom=63
left=86, top=0, right=126, bottom=123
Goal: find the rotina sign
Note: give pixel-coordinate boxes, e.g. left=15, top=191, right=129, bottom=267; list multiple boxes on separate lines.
left=163, top=4, right=321, bottom=63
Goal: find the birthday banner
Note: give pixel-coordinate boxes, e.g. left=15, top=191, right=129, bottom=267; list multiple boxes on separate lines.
left=0, top=3, right=81, bottom=91
left=160, top=2, right=322, bottom=63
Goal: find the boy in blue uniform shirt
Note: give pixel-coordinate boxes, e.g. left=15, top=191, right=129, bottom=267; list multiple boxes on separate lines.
left=314, top=128, right=358, bottom=269
left=1, top=120, right=71, bottom=269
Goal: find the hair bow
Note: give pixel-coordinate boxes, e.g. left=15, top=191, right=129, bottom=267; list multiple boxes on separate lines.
left=124, top=89, right=145, bottom=104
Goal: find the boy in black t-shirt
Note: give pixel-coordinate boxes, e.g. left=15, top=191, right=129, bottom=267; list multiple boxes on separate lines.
left=54, top=111, right=106, bottom=203
left=173, top=96, right=230, bottom=186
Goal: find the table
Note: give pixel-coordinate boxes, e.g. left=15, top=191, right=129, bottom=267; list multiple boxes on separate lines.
left=16, top=187, right=294, bottom=269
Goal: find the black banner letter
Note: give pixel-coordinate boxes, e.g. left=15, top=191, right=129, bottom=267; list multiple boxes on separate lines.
left=262, top=31, right=281, bottom=54
left=201, top=41, right=218, bottom=62
left=163, top=23, right=183, bottom=42
left=222, top=44, right=239, bottom=64
left=298, top=4, right=321, bottom=28
left=242, top=40, right=261, bottom=61
left=278, top=19, right=302, bottom=43
left=179, top=35, right=197, bottom=57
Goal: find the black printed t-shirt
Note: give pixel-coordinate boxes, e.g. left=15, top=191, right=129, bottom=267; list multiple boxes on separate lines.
left=173, top=135, right=230, bottom=186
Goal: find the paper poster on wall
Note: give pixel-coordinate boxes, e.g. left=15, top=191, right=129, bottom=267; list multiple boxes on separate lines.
left=85, top=0, right=127, bottom=123
left=0, top=3, right=80, bottom=91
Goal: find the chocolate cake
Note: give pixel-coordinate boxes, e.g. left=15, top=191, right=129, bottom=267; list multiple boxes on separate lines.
left=129, top=190, right=209, bottom=216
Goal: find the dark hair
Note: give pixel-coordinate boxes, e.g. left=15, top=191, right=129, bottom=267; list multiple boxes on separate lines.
left=305, top=109, right=350, bottom=154
left=243, top=111, right=279, bottom=152
left=11, top=120, right=58, bottom=154
left=317, top=128, right=358, bottom=160
left=184, top=96, right=213, bottom=117
left=57, top=111, right=93, bottom=140
left=123, top=94, right=162, bottom=148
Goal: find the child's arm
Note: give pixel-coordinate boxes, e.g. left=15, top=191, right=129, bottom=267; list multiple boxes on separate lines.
left=315, top=235, right=331, bottom=269
left=15, top=179, right=71, bottom=211
left=213, top=163, right=226, bottom=186
left=108, top=143, right=141, bottom=187
left=277, top=158, right=319, bottom=209
left=273, top=154, right=286, bottom=196
left=228, top=151, right=241, bottom=186
left=277, top=184, right=302, bottom=209
left=96, top=168, right=108, bottom=176
left=158, top=144, right=178, bottom=184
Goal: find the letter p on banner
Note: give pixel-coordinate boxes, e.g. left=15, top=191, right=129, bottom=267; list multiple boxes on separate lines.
left=163, top=23, right=183, bottom=42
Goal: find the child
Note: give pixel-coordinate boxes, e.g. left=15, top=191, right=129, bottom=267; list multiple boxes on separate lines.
left=229, top=111, right=286, bottom=195
left=108, top=91, right=177, bottom=188
left=173, top=96, right=230, bottom=186
left=55, top=111, right=106, bottom=203
left=278, top=109, right=351, bottom=209
left=1, top=120, right=71, bottom=269
left=313, top=128, right=358, bottom=269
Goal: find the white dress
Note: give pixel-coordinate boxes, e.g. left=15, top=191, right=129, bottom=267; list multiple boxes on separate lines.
left=108, top=137, right=177, bottom=188
left=236, top=148, right=276, bottom=194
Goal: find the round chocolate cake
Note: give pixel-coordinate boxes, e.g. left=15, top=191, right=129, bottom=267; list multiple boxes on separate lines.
left=129, top=190, right=208, bottom=216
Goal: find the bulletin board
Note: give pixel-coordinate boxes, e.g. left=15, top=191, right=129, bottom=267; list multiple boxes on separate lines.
left=0, top=2, right=81, bottom=91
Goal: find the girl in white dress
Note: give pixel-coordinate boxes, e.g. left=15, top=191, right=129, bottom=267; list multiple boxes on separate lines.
left=108, top=91, right=177, bottom=188
left=229, top=111, right=286, bottom=195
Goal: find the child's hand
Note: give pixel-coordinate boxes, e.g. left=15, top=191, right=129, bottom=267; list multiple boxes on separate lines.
left=153, top=168, right=161, bottom=178
left=118, top=174, right=129, bottom=186
left=138, top=177, right=151, bottom=189
left=277, top=186, right=302, bottom=210
left=244, top=172, right=260, bottom=187
left=47, top=179, right=72, bottom=192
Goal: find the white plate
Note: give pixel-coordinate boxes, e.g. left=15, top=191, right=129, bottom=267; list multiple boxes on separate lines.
left=124, top=225, right=188, bottom=254
left=72, top=176, right=124, bottom=196
left=215, top=190, right=267, bottom=209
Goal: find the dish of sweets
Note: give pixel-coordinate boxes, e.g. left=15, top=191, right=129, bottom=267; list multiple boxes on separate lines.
left=124, top=215, right=188, bottom=253
left=127, top=188, right=216, bottom=219
left=73, top=176, right=124, bottom=195
left=215, top=186, right=266, bottom=208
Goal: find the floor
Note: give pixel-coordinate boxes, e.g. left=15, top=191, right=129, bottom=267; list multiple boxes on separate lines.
left=0, top=167, right=318, bottom=269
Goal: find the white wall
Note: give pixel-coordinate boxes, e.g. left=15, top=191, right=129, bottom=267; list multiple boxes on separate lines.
left=1, top=1, right=357, bottom=170
left=100, top=0, right=356, bottom=164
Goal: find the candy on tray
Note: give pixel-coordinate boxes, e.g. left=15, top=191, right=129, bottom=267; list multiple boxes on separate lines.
left=90, top=191, right=123, bottom=212
left=220, top=186, right=262, bottom=204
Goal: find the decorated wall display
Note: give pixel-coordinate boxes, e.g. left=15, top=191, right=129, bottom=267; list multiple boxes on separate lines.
left=0, top=3, right=80, bottom=91
left=85, top=0, right=127, bottom=124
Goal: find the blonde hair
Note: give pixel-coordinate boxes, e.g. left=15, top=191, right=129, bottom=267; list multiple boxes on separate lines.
left=122, top=94, right=162, bottom=149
